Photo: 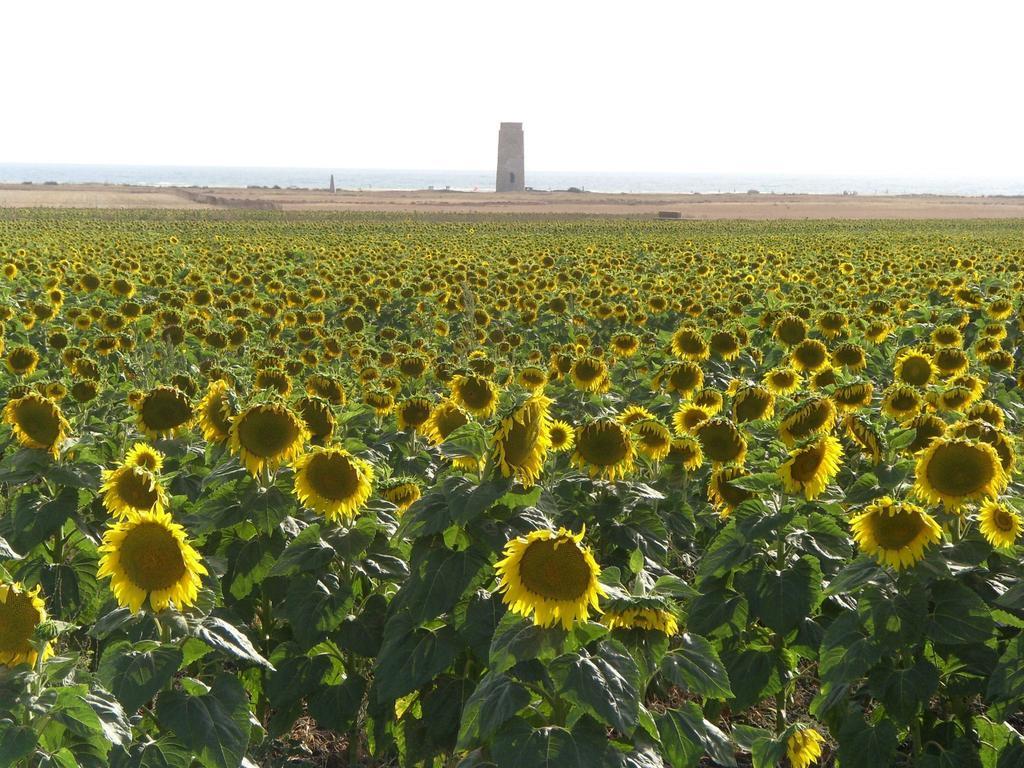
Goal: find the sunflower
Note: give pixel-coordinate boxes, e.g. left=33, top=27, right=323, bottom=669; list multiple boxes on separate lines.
left=692, top=387, right=725, bottom=415
left=786, top=727, right=825, bottom=768
left=832, top=382, right=873, bottom=412
left=396, top=396, right=433, bottom=433
left=572, top=418, right=634, bottom=481
left=0, top=582, right=53, bottom=668
left=778, top=397, right=836, bottom=447
left=946, top=420, right=1015, bottom=474
left=665, top=436, right=703, bottom=472
left=548, top=420, right=575, bottom=453
left=424, top=398, right=470, bottom=444
left=671, top=326, right=709, bottom=361
left=5, top=345, right=40, bottom=376
left=881, top=384, right=922, bottom=422
left=763, top=366, right=801, bottom=396
left=197, top=379, right=236, bottom=444
left=845, top=414, right=882, bottom=464
left=653, top=361, right=704, bottom=397
left=293, top=446, right=374, bottom=522
left=906, top=413, right=947, bottom=454
left=709, top=466, right=755, bottom=516
left=517, top=366, right=549, bottom=392
left=894, top=350, right=937, bottom=387
left=790, top=339, right=829, bottom=373
left=380, top=477, right=422, bottom=513
left=2, top=393, right=70, bottom=456
left=695, top=418, right=747, bottom=465
left=967, top=401, right=1006, bottom=429
left=450, top=374, right=500, bottom=418
left=97, top=510, right=207, bottom=613
left=363, top=389, right=396, bottom=416
left=495, top=527, right=606, bottom=630
left=101, top=464, right=168, bottom=519
left=913, top=437, right=1007, bottom=511
left=774, top=315, right=808, bottom=347
left=673, top=404, right=711, bottom=435
left=136, top=387, right=194, bottom=439
left=977, top=499, right=1022, bottom=550
left=710, top=330, right=741, bottom=361
left=229, top=402, right=308, bottom=476
left=850, top=496, right=942, bottom=569
left=491, top=395, right=553, bottom=487
left=611, top=332, right=641, bottom=358
left=619, top=405, right=656, bottom=428
left=633, top=419, right=673, bottom=461
left=570, top=355, right=610, bottom=393
left=732, top=385, right=775, bottom=423
left=602, top=595, right=678, bottom=635
left=295, top=396, right=336, bottom=445
left=779, top=435, right=843, bottom=500
left=123, top=442, right=164, bottom=472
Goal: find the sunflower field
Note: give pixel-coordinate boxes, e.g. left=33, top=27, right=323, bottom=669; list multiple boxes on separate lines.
left=1, top=210, right=1024, bottom=768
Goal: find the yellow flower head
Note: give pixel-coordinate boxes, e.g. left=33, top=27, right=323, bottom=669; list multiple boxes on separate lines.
left=913, top=436, right=1007, bottom=512
left=97, top=510, right=208, bottom=613
left=850, top=496, right=942, bottom=570
left=495, top=527, right=606, bottom=630
left=2, top=392, right=70, bottom=457
left=293, top=446, right=374, bottom=522
left=0, top=582, right=53, bottom=667
left=786, top=726, right=825, bottom=768
left=229, top=402, right=308, bottom=476
left=977, top=499, right=1022, bottom=550
left=491, top=395, right=553, bottom=488
left=779, top=435, right=843, bottom=500
left=572, top=418, right=634, bottom=481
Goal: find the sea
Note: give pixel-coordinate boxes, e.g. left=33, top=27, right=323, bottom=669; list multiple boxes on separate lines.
left=1, top=163, right=1022, bottom=197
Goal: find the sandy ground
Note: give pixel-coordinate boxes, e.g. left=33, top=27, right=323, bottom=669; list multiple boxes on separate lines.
left=3, top=183, right=1024, bottom=219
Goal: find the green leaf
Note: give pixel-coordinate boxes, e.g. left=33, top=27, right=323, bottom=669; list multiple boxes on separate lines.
left=987, top=634, right=1024, bottom=706
left=98, top=641, right=184, bottom=713
left=825, top=556, right=884, bottom=596
left=0, top=725, right=37, bottom=764
left=457, top=673, right=532, bottom=750
left=308, top=674, right=366, bottom=732
left=737, top=555, right=822, bottom=635
left=687, top=584, right=748, bottom=638
left=156, top=675, right=251, bottom=768
left=661, top=633, right=733, bottom=700
left=373, top=614, right=461, bottom=702
left=729, top=472, right=781, bottom=492
left=868, top=659, right=939, bottom=725
left=0, top=535, right=20, bottom=560
left=697, top=526, right=753, bottom=583
left=1, top=486, right=79, bottom=552
left=929, top=580, right=994, bottom=645
left=551, top=640, right=641, bottom=734
left=496, top=725, right=607, bottom=768
left=489, top=612, right=566, bottom=674
left=836, top=708, right=898, bottom=768
left=724, top=644, right=781, bottom=710
left=116, top=737, right=192, bottom=768
left=193, top=616, right=273, bottom=669
left=283, top=573, right=351, bottom=647
left=390, top=541, right=488, bottom=624
left=267, top=523, right=335, bottom=577
left=655, top=702, right=737, bottom=768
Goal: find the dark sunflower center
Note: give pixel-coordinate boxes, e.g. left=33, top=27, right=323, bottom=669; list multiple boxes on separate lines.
left=718, top=474, right=753, bottom=506
left=9, top=349, right=37, bottom=372
left=401, top=401, right=432, bottom=427
left=459, top=378, right=494, bottom=409
left=141, top=391, right=193, bottom=431
left=574, top=359, right=603, bottom=382
left=12, top=399, right=61, bottom=445
left=237, top=408, right=301, bottom=458
left=925, top=443, right=993, bottom=497
left=735, top=391, right=771, bottom=421
left=549, top=427, right=569, bottom=448
left=669, top=367, right=700, bottom=392
left=790, top=444, right=826, bottom=482
left=638, top=425, right=670, bottom=449
left=205, top=395, right=234, bottom=435
left=502, top=412, right=542, bottom=467
left=307, top=453, right=360, bottom=501
left=794, top=342, right=826, bottom=368
left=578, top=424, right=629, bottom=466
left=518, top=537, right=591, bottom=601
left=115, top=469, right=160, bottom=509
left=675, top=332, right=705, bottom=354
left=698, top=422, right=743, bottom=463
left=0, top=592, right=40, bottom=652
left=899, top=357, right=932, bottom=385
left=435, top=407, right=468, bottom=439
left=992, top=508, right=1016, bottom=532
left=871, top=509, right=926, bottom=550
left=298, top=401, right=333, bottom=440
left=890, top=391, right=919, bottom=412
left=119, top=522, right=187, bottom=591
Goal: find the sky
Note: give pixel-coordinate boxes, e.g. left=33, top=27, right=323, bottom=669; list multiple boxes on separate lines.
left=2, top=0, right=1023, bottom=177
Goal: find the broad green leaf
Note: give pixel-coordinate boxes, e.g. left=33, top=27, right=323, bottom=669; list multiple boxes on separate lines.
left=489, top=612, right=566, bottom=674
left=836, top=708, right=898, bottom=768
left=98, top=641, right=184, bottom=713
left=456, top=672, right=531, bottom=751
left=156, top=675, right=250, bottom=768
left=194, top=616, right=273, bottom=669
left=661, top=633, right=733, bottom=700
left=552, top=640, right=641, bottom=733
left=929, top=580, right=994, bottom=645
left=267, top=523, right=335, bottom=577
left=373, top=616, right=461, bottom=702
left=737, top=555, right=822, bottom=635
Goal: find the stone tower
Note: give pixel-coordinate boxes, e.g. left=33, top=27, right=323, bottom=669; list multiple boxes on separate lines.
left=495, top=122, right=525, bottom=192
